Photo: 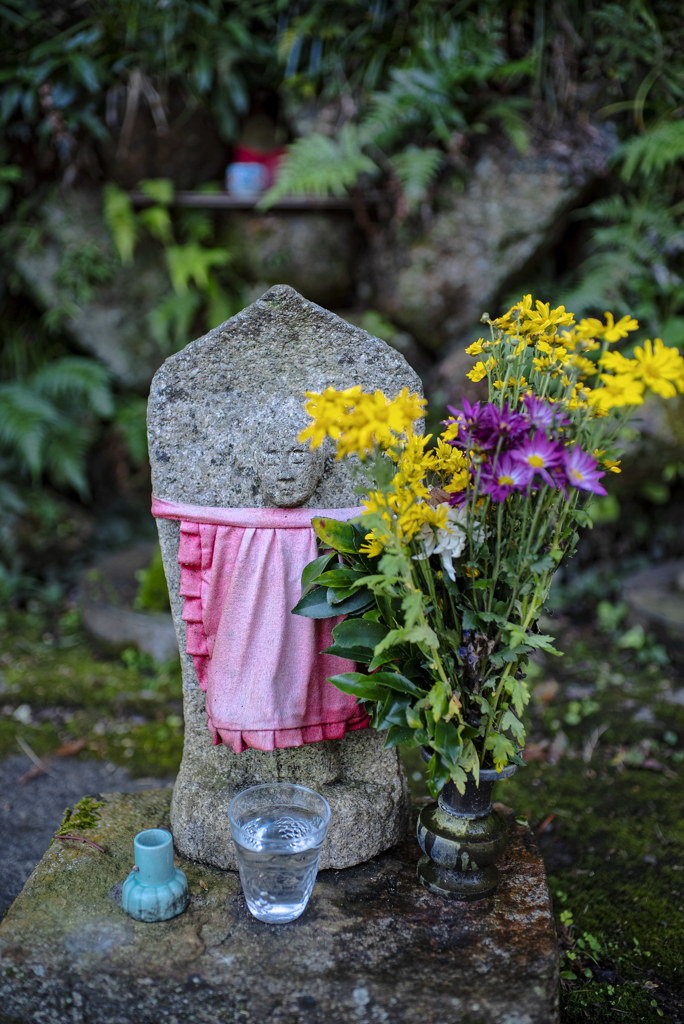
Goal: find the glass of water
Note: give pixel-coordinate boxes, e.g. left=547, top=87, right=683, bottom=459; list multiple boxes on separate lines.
left=229, top=782, right=330, bottom=924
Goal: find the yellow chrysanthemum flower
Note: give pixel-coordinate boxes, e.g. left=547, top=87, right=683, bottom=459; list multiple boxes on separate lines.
left=465, top=338, right=485, bottom=356
left=632, top=338, right=684, bottom=398
left=588, top=374, right=645, bottom=411
left=467, top=358, right=494, bottom=383
left=600, top=351, right=638, bottom=374
left=602, top=312, right=640, bottom=344
left=299, top=387, right=426, bottom=458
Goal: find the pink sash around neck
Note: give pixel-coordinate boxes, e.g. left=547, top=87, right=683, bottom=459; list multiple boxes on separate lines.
left=152, top=497, right=369, bottom=754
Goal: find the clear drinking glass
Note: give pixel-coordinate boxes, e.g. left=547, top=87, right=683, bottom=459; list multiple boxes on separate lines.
left=229, top=782, right=330, bottom=923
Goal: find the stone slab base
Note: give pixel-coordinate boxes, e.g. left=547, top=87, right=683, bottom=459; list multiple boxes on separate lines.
left=0, top=791, right=559, bottom=1024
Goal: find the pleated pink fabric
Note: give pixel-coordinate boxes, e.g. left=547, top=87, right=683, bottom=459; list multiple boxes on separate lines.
left=152, top=497, right=369, bottom=753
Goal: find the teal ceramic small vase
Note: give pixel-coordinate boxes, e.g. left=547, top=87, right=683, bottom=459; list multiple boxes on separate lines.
left=122, top=828, right=190, bottom=922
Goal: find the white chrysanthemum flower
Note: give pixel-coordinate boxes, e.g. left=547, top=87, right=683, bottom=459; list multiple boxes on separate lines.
left=414, top=503, right=482, bottom=581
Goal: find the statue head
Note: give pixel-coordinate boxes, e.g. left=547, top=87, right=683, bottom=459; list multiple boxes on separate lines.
left=255, top=439, right=324, bottom=507
left=252, top=398, right=326, bottom=507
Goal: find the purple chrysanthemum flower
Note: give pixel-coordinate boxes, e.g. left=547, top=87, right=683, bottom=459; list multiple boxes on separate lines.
left=522, top=394, right=555, bottom=430
left=563, top=447, right=607, bottom=496
left=480, top=452, right=530, bottom=503
left=511, top=432, right=564, bottom=487
left=481, top=402, right=528, bottom=445
left=444, top=399, right=483, bottom=432
left=522, top=394, right=569, bottom=433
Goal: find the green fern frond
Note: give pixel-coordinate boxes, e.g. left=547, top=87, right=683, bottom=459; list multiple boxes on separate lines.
left=42, top=422, right=90, bottom=496
left=148, top=291, right=202, bottom=352
left=0, top=383, right=60, bottom=478
left=139, top=178, right=174, bottom=205
left=620, top=119, right=684, bottom=181
left=258, top=123, right=378, bottom=208
left=390, top=146, right=443, bottom=209
left=31, top=357, right=113, bottom=418
left=114, top=396, right=148, bottom=467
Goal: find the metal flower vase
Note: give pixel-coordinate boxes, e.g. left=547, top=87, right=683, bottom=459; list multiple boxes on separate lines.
left=417, top=754, right=518, bottom=901
left=122, top=828, right=190, bottom=922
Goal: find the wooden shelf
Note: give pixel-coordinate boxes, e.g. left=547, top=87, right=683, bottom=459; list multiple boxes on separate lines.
left=127, top=190, right=354, bottom=211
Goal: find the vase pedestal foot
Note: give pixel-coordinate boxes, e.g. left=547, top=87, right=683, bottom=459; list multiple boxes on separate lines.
left=417, top=855, right=500, bottom=900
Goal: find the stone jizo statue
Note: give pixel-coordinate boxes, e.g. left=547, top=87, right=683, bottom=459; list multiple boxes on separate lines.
left=148, top=285, right=419, bottom=869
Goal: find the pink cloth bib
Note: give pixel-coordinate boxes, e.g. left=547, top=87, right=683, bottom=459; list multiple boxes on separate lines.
left=152, top=497, right=369, bottom=753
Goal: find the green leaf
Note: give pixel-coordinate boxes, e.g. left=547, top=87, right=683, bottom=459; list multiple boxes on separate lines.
left=486, top=732, right=515, bottom=771
left=426, top=752, right=452, bottom=796
left=571, top=510, right=593, bottom=528
left=258, top=123, right=378, bottom=208
left=139, top=178, right=174, bottom=205
left=529, top=554, right=556, bottom=575
left=505, top=678, right=531, bottom=717
left=332, top=617, right=389, bottom=650
left=462, top=609, right=482, bottom=630
left=327, top=672, right=388, bottom=701
left=434, top=719, right=461, bottom=763
left=313, top=568, right=367, bottom=588
left=326, top=587, right=374, bottom=613
left=292, top=585, right=373, bottom=618
left=166, top=244, right=230, bottom=295
left=312, top=517, right=358, bottom=554
left=385, top=726, right=417, bottom=748
left=500, top=708, right=525, bottom=743
left=375, top=692, right=412, bottom=730
left=367, top=671, right=426, bottom=697
left=300, top=551, right=337, bottom=597
left=367, top=649, right=403, bottom=671
left=103, top=184, right=137, bottom=264
left=320, top=644, right=371, bottom=664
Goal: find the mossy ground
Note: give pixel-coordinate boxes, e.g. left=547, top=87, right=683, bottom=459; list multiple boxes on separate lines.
left=0, top=608, right=183, bottom=777
left=403, top=610, right=684, bottom=1024
left=2, top=603, right=683, bottom=1022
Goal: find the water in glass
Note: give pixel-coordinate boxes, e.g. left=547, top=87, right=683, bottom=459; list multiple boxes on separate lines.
left=229, top=784, right=330, bottom=924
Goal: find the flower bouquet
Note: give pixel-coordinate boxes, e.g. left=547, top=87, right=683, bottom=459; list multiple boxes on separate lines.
left=292, top=297, right=683, bottom=855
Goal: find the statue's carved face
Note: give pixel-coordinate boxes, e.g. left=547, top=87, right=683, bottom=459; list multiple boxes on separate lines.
left=256, top=440, right=324, bottom=507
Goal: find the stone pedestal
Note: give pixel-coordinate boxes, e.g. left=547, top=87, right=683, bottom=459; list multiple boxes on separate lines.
left=0, top=790, right=559, bottom=1024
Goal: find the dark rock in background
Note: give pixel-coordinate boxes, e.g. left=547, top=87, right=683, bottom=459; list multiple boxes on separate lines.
left=15, top=189, right=169, bottom=390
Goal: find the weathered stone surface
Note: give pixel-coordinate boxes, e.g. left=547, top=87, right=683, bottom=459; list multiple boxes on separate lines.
left=370, top=130, right=616, bottom=356
left=15, top=189, right=169, bottom=390
left=148, top=285, right=420, bottom=870
left=225, top=210, right=360, bottom=308
left=0, top=790, right=560, bottom=1024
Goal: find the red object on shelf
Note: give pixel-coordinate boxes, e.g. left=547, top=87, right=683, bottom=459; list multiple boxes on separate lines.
left=234, top=144, right=287, bottom=187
